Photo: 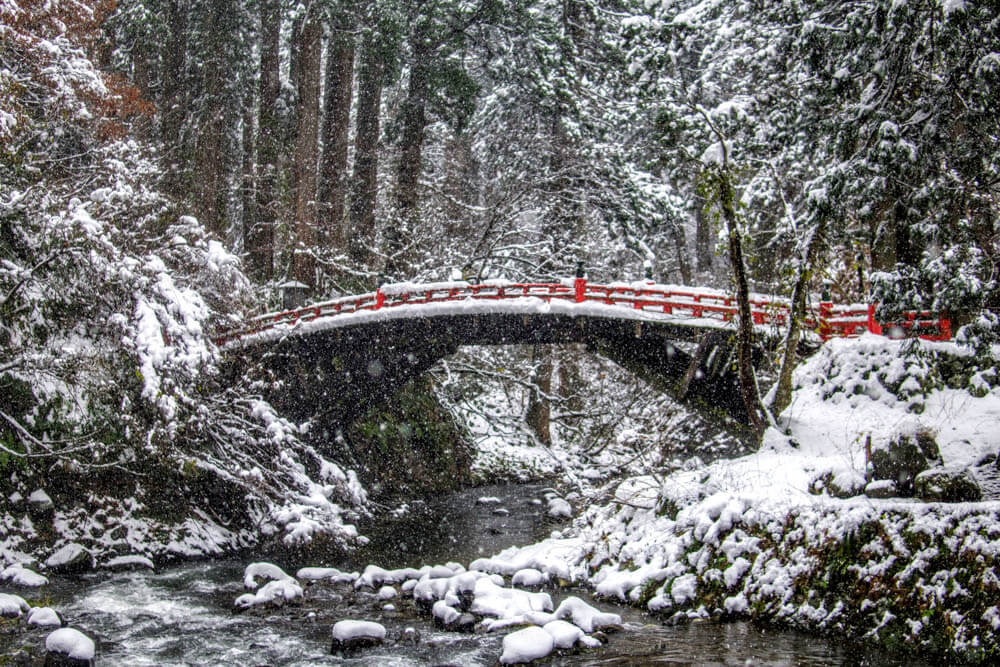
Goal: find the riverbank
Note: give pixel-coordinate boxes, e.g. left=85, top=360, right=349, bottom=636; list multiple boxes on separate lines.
left=474, top=335, right=1000, bottom=662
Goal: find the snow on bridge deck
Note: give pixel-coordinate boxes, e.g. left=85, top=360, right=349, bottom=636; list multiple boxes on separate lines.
left=216, top=278, right=950, bottom=349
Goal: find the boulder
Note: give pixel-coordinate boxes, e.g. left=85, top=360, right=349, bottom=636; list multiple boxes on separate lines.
left=44, top=627, right=95, bottom=666
left=45, top=543, right=94, bottom=574
left=330, top=620, right=386, bottom=656
left=914, top=467, right=982, bottom=502
left=809, top=468, right=866, bottom=498
left=28, top=488, right=54, bottom=518
left=869, top=429, right=940, bottom=495
left=864, top=480, right=899, bottom=499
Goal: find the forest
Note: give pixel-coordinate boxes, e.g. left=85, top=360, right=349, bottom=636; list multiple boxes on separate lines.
left=5, top=1, right=1000, bottom=662
left=3, top=0, right=1000, bottom=559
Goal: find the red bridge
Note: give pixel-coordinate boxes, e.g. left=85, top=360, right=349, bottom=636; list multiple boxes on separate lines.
left=217, top=278, right=949, bottom=436
left=218, top=278, right=951, bottom=348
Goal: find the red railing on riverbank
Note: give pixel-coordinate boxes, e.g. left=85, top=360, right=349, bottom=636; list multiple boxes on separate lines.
left=215, top=279, right=951, bottom=346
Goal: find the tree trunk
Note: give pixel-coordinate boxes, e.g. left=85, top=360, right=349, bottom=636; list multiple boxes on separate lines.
left=695, top=194, right=713, bottom=276
left=240, top=98, right=255, bottom=255
left=160, top=0, right=188, bottom=196
left=247, top=0, right=280, bottom=282
left=192, top=0, right=230, bottom=238
left=718, top=172, right=768, bottom=439
left=670, top=216, right=692, bottom=284
left=318, top=31, right=355, bottom=252
left=525, top=344, right=552, bottom=445
left=388, top=52, right=430, bottom=280
left=770, top=217, right=828, bottom=418
left=348, top=31, right=383, bottom=268
left=292, top=16, right=322, bottom=289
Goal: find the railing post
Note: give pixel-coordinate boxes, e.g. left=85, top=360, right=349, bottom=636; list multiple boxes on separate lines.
left=867, top=303, right=882, bottom=335
left=819, top=301, right=833, bottom=339
left=375, top=287, right=385, bottom=309
left=574, top=277, right=586, bottom=303
left=938, top=316, right=952, bottom=340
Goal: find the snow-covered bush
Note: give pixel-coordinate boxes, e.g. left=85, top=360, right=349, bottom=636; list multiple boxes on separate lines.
left=956, top=311, right=1000, bottom=359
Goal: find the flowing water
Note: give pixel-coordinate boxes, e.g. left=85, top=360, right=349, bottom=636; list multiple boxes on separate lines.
left=4, top=483, right=917, bottom=665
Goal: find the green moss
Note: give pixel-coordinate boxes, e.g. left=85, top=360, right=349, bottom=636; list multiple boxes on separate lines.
left=345, top=377, right=473, bottom=500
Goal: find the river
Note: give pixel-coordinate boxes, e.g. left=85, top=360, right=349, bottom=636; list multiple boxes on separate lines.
left=4, top=483, right=917, bottom=665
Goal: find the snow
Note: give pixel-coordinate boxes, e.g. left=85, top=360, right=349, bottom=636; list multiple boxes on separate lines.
left=1, top=562, right=49, bottom=586
left=45, top=543, right=91, bottom=569
left=331, top=619, right=386, bottom=641
left=27, top=606, right=62, bottom=627
left=243, top=561, right=294, bottom=589
left=512, top=568, right=548, bottom=587
left=28, top=489, right=53, bottom=507
left=45, top=628, right=95, bottom=660
left=500, top=625, right=555, bottom=664
left=234, top=578, right=304, bottom=609
left=105, top=555, right=155, bottom=570
left=0, top=592, right=29, bottom=617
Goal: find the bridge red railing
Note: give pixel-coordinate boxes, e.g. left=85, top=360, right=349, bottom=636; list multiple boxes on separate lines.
left=215, top=279, right=951, bottom=346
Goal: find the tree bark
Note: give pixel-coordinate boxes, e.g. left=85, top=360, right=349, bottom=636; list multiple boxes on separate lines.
left=348, top=31, right=384, bottom=268
left=670, top=216, right=692, bottom=284
left=318, top=30, right=355, bottom=252
left=770, top=216, right=828, bottom=418
left=247, top=0, right=280, bottom=282
left=160, top=0, right=188, bottom=196
left=192, top=0, right=231, bottom=238
left=388, top=49, right=430, bottom=280
left=695, top=194, right=713, bottom=276
left=292, top=15, right=322, bottom=288
left=525, top=344, right=552, bottom=445
left=718, top=172, right=768, bottom=439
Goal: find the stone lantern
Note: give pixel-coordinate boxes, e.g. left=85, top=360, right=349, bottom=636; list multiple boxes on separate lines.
left=279, top=280, right=310, bottom=310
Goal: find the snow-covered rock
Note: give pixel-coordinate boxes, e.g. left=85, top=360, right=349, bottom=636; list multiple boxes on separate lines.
left=914, top=466, right=981, bottom=502
left=543, top=619, right=601, bottom=649
left=864, top=479, right=898, bottom=498
left=511, top=568, right=548, bottom=588
left=104, top=555, right=155, bottom=572
left=28, top=488, right=54, bottom=515
left=1, top=562, right=49, bottom=586
left=234, top=578, right=303, bottom=609
left=471, top=577, right=553, bottom=618
left=377, top=585, right=397, bottom=601
left=330, top=620, right=386, bottom=654
left=296, top=566, right=358, bottom=584
left=243, top=561, right=293, bottom=589
left=27, top=606, right=63, bottom=627
left=500, top=625, right=555, bottom=664
left=0, top=592, right=30, bottom=618
left=552, top=596, right=622, bottom=633
left=45, top=543, right=93, bottom=573
left=45, top=627, right=95, bottom=665
left=546, top=496, right=572, bottom=519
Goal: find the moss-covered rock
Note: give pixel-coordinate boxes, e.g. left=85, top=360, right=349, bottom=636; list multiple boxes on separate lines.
left=914, top=467, right=982, bottom=502
left=344, top=377, right=473, bottom=501
left=870, top=428, right=940, bottom=494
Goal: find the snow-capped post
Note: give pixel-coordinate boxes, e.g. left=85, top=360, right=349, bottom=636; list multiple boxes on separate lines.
left=574, top=260, right=586, bottom=303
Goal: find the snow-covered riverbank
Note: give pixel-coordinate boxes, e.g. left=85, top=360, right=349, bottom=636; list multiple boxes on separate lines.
left=474, top=335, right=1000, bottom=662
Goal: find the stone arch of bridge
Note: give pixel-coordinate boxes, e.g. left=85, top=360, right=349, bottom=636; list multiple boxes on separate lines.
left=235, top=311, right=751, bottom=432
